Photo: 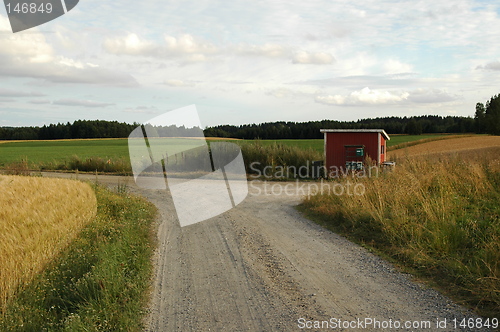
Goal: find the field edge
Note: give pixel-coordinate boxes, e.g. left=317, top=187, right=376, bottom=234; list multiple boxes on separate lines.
left=0, top=182, right=158, bottom=331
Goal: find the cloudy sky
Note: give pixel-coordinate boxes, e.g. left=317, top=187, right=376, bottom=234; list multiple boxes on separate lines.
left=1, top=0, right=499, bottom=128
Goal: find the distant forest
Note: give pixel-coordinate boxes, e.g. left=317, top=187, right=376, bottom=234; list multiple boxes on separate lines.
left=0, top=120, right=137, bottom=141
left=0, top=115, right=486, bottom=141
left=1, top=94, right=499, bottom=140
left=204, top=115, right=475, bottom=139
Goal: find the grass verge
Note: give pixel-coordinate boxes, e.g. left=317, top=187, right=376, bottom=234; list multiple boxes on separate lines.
left=0, top=184, right=157, bottom=331
left=299, top=150, right=500, bottom=318
left=0, top=176, right=97, bottom=313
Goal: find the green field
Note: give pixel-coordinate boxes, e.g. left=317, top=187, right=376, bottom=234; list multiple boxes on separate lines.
left=0, top=134, right=459, bottom=172
left=0, top=139, right=129, bottom=167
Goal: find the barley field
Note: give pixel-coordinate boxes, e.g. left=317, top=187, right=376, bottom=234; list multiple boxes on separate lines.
left=389, top=135, right=500, bottom=159
left=0, top=176, right=97, bottom=312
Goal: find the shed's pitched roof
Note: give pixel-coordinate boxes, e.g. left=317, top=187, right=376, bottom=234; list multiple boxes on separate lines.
left=320, top=129, right=390, bottom=141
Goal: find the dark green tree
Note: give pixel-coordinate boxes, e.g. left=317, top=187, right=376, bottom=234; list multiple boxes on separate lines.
left=405, top=119, right=423, bottom=135
left=485, top=95, right=500, bottom=135
left=475, top=102, right=486, bottom=134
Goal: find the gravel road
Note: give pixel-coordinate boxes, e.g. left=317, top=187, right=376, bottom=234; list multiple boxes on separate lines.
left=42, top=173, right=489, bottom=331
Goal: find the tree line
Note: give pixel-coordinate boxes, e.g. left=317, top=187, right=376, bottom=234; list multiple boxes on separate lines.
left=0, top=120, right=206, bottom=140
left=1, top=94, right=499, bottom=140
left=203, top=115, right=477, bottom=139
left=0, top=120, right=137, bottom=140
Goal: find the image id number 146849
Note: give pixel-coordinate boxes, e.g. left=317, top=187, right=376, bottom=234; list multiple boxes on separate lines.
left=6, top=2, right=53, bottom=14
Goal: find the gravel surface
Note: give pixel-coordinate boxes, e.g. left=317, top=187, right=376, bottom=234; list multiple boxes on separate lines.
left=42, top=173, right=491, bottom=332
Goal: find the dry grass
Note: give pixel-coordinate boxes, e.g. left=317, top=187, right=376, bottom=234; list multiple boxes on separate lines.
left=389, top=135, right=500, bottom=159
left=0, top=176, right=97, bottom=312
left=387, top=134, right=474, bottom=152
left=302, top=148, right=500, bottom=317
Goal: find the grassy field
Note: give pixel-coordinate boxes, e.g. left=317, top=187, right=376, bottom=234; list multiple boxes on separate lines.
left=0, top=139, right=129, bottom=168
left=0, top=134, right=461, bottom=174
left=0, top=176, right=96, bottom=313
left=0, top=182, right=157, bottom=331
left=300, top=146, right=500, bottom=318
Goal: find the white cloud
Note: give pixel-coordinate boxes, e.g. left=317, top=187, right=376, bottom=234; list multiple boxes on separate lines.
left=476, top=60, right=500, bottom=71
left=102, top=33, right=157, bottom=56
left=29, top=99, right=51, bottom=104
left=315, top=87, right=459, bottom=106
left=0, top=58, right=138, bottom=87
left=124, top=106, right=159, bottom=114
left=316, top=87, right=409, bottom=106
left=58, top=57, right=87, bottom=69
left=266, top=88, right=296, bottom=98
left=292, top=51, right=335, bottom=65
left=265, top=87, right=314, bottom=99
left=103, top=32, right=335, bottom=66
left=2, top=0, right=500, bottom=125
left=0, top=16, right=137, bottom=87
left=103, top=33, right=218, bottom=62
left=383, top=59, right=413, bottom=74
left=233, top=43, right=289, bottom=58
left=406, top=88, right=459, bottom=103
left=164, top=79, right=196, bottom=87
left=0, top=16, right=54, bottom=64
left=53, top=99, right=115, bottom=108
left=0, top=88, right=45, bottom=97
left=164, top=34, right=218, bottom=56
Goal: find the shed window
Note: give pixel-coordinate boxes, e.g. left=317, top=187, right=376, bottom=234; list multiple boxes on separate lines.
left=381, top=145, right=385, bottom=154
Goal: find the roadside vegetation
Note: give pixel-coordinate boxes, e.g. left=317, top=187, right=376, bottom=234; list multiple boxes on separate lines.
left=0, top=176, right=97, bottom=313
left=0, top=181, right=157, bottom=331
left=300, top=148, right=500, bottom=318
left=239, top=141, right=322, bottom=178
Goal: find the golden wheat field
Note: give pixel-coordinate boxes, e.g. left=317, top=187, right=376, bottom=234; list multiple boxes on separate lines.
left=0, top=176, right=97, bottom=311
left=389, top=135, right=500, bottom=159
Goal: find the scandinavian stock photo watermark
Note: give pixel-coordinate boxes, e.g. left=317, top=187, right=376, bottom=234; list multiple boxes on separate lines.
left=247, top=161, right=379, bottom=198
left=297, top=316, right=499, bottom=330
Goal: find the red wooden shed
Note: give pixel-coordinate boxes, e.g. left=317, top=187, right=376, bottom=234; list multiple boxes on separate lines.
left=320, top=129, right=390, bottom=172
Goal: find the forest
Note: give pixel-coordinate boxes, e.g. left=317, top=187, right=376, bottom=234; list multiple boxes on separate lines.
left=1, top=93, right=499, bottom=140
left=203, top=115, right=476, bottom=139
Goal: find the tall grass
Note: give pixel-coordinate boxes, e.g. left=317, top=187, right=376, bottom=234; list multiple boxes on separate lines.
left=240, top=141, right=323, bottom=178
left=3, top=159, right=31, bottom=176
left=67, top=155, right=131, bottom=174
left=301, top=149, right=500, bottom=317
left=0, top=176, right=97, bottom=312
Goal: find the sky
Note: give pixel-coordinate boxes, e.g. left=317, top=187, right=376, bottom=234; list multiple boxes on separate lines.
left=0, top=0, right=499, bottom=128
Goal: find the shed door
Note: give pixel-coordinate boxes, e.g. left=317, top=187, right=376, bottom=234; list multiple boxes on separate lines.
left=344, top=145, right=364, bottom=170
